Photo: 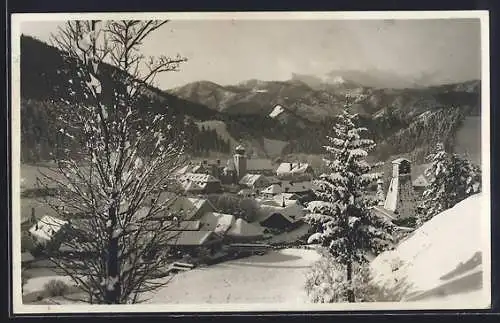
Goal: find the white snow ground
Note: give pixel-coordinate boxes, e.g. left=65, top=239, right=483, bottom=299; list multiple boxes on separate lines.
left=145, top=248, right=320, bottom=304
left=370, top=193, right=488, bottom=306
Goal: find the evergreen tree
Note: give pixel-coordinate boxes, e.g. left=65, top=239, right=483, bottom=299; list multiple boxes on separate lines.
left=420, top=143, right=481, bottom=223
left=304, top=99, right=394, bottom=303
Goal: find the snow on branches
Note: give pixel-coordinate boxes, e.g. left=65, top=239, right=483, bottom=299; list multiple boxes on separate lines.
left=40, top=20, right=188, bottom=304
left=304, top=99, right=394, bottom=302
left=419, top=143, right=481, bottom=222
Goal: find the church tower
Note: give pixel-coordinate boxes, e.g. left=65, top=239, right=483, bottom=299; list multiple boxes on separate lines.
left=234, top=144, right=247, bottom=179
left=383, top=158, right=416, bottom=219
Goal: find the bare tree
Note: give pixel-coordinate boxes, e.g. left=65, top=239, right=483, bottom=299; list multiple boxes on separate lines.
left=35, top=20, right=188, bottom=304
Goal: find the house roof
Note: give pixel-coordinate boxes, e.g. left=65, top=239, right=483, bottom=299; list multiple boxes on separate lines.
left=29, top=215, right=68, bottom=242
left=174, top=165, right=191, bottom=175
left=227, top=218, right=264, bottom=238
left=276, top=162, right=311, bottom=176
left=259, top=212, right=295, bottom=227
left=183, top=180, right=203, bottom=192
left=180, top=173, right=220, bottom=183
left=200, top=212, right=235, bottom=234
left=392, top=158, right=411, bottom=165
left=163, top=220, right=202, bottom=231
left=237, top=188, right=254, bottom=196
left=274, top=193, right=301, bottom=201
left=239, top=174, right=267, bottom=187
left=164, top=230, right=220, bottom=246
left=149, top=196, right=215, bottom=221
left=284, top=181, right=314, bottom=193
left=262, top=184, right=283, bottom=195
left=413, top=174, right=430, bottom=187
left=247, top=158, right=274, bottom=171
left=257, top=203, right=305, bottom=224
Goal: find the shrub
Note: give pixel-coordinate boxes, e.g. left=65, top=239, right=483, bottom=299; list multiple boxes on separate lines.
left=43, top=279, right=69, bottom=297
left=305, top=254, right=410, bottom=303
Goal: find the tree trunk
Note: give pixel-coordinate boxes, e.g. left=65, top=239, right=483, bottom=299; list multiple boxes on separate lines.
left=346, top=260, right=355, bottom=303
left=105, top=193, right=121, bottom=304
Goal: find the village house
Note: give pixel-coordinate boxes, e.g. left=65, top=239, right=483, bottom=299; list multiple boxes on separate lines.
left=238, top=173, right=270, bottom=191
left=163, top=230, right=224, bottom=257
left=225, top=218, right=265, bottom=242
left=413, top=174, right=430, bottom=194
left=261, top=180, right=316, bottom=198
left=28, top=215, right=69, bottom=250
left=138, top=196, right=217, bottom=222
left=276, top=162, right=314, bottom=181
left=254, top=198, right=306, bottom=231
left=179, top=173, right=222, bottom=194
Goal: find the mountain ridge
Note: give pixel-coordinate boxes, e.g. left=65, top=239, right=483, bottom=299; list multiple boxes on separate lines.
left=19, top=35, right=481, bottom=165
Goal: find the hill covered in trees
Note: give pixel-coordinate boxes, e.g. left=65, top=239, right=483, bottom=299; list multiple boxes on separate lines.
left=19, top=35, right=481, bottom=165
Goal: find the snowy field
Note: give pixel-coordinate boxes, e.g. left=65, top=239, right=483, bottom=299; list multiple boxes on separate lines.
left=145, top=248, right=320, bottom=304
left=370, top=193, right=488, bottom=306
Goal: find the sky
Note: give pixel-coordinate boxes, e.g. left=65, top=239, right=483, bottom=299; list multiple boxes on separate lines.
left=21, top=18, right=482, bottom=90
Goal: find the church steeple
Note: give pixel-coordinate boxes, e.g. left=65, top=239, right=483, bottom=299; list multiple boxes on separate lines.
left=234, top=144, right=247, bottom=179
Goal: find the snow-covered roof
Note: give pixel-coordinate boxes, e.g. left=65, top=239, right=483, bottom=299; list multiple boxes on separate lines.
left=262, top=184, right=282, bottom=195
left=237, top=188, right=254, bottom=196
left=256, top=203, right=305, bottom=224
left=163, top=220, right=202, bottom=231
left=371, top=193, right=485, bottom=302
left=200, top=212, right=235, bottom=234
left=262, top=181, right=314, bottom=195
left=155, top=196, right=215, bottom=221
left=392, top=157, right=411, bottom=165
left=273, top=193, right=301, bottom=201
left=180, top=173, right=220, bottom=183
left=276, top=162, right=312, bottom=176
left=175, top=165, right=191, bottom=175
left=239, top=174, right=267, bottom=187
left=413, top=174, right=430, bottom=187
left=227, top=218, right=264, bottom=238
left=269, top=105, right=285, bottom=118
left=164, top=230, right=221, bottom=246
left=29, top=215, right=68, bottom=244
left=183, top=180, right=203, bottom=192
left=285, top=181, right=314, bottom=193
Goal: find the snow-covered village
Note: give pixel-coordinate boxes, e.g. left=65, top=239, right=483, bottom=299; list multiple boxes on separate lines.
left=14, top=14, right=489, bottom=311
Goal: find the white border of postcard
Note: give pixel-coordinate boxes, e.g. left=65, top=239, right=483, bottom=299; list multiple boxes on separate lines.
left=10, top=10, right=491, bottom=314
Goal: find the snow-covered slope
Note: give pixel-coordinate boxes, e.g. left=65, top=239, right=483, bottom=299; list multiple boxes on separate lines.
left=370, top=193, right=488, bottom=306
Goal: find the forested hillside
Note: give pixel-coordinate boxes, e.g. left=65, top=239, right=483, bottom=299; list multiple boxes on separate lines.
left=19, top=35, right=481, bottom=165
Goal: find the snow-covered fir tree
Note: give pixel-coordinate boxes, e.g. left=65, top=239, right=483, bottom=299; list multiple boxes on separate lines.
left=304, top=98, right=394, bottom=303
left=37, top=20, right=187, bottom=304
left=419, top=143, right=481, bottom=223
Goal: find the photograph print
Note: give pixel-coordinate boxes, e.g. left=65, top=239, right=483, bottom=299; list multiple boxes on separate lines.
left=10, top=11, right=491, bottom=313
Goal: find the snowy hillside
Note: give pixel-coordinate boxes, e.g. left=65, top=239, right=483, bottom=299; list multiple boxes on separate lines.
left=370, top=193, right=488, bottom=306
